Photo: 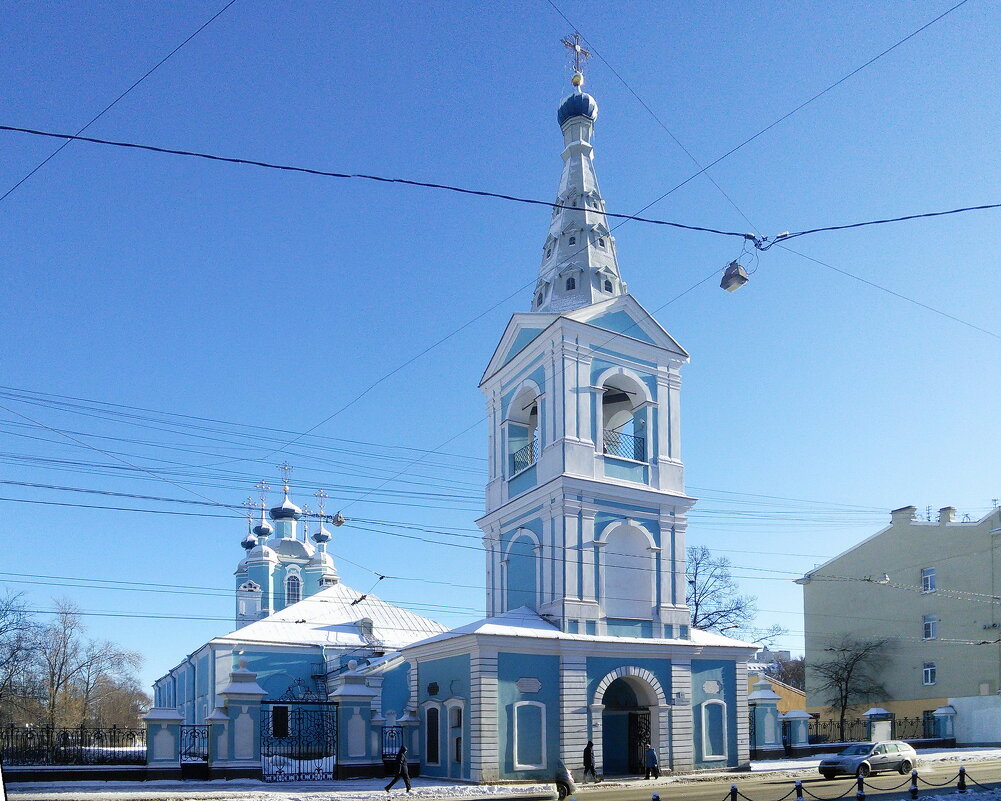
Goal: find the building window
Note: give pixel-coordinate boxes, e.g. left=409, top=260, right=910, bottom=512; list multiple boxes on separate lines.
left=451, top=707, right=462, bottom=728
left=569, top=236, right=576, bottom=245
left=604, top=278, right=613, bottom=292
left=506, top=386, right=540, bottom=476
left=922, top=615, right=938, bottom=640
left=598, top=238, right=605, bottom=247
left=425, top=705, right=440, bottom=765
left=601, top=374, right=647, bottom=462
left=701, top=700, right=727, bottom=760
left=513, top=701, right=546, bottom=769
left=923, top=662, right=937, bottom=685
left=536, top=293, right=543, bottom=306
left=546, top=248, right=551, bottom=258
left=454, top=735, right=462, bottom=763
left=566, top=277, right=575, bottom=291
left=285, top=575, right=301, bottom=605
left=921, top=567, right=936, bottom=593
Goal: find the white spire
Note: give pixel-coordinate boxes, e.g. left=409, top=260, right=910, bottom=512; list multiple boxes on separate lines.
left=532, top=70, right=626, bottom=314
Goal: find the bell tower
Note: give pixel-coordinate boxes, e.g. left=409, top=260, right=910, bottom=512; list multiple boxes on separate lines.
left=476, top=64, right=695, bottom=639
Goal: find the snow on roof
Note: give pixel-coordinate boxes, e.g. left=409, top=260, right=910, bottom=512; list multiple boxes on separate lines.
left=212, top=582, right=447, bottom=650
left=404, top=606, right=757, bottom=650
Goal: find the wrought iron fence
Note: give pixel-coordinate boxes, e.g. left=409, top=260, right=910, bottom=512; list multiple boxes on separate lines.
left=510, top=438, right=539, bottom=474
left=603, top=429, right=645, bottom=461
left=808, top=718, right=868, bottom=744
left=0, top=724, right=146, bottom=765
left=892, top=716, right=934, bottom=740
left=382, top=725, right=403, bottom=760
left=179, top=724, right=209, bottom=763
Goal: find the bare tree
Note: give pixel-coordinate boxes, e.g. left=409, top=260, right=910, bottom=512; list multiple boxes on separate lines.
left=686, top=545, right=757, bottom=634
left=771, top=655, right=806, bottom=690
left=0, top=591, right=40, bottom=716
left=812, top=636, right=890, bottom=741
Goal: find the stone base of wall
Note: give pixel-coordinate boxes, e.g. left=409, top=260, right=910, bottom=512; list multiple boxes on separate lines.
left=3, top=765, right=180, bottom=783
left=750, top=746, right=785, bottom=761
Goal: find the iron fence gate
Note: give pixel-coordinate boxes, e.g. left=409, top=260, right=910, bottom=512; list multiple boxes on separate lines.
left=382, top=726, right=403, bottom=761
left=260, top=702, right=337, bottom=782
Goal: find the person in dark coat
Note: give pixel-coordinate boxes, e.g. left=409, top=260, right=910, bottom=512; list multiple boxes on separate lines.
left=644, top=744, right=659, bottom=780
left=385, top=745, right=411, bottom=793
left=582, top=740, right=598, bottom=782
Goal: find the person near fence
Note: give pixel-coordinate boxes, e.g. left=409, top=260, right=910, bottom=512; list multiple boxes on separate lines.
left=644, top=743, right=660, bottom=780
left=385, top=745, right=411, bottom=793
left=583, top=740, right=599, bottom=782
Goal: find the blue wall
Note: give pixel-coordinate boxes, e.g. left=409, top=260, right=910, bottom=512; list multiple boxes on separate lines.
left=381, top=661, right=411, bottom=720
left=418, top=655, right=471, bottom=780
left=691, top=659, right=738, bottom=768
left=497, top=651, right=560, bottom=779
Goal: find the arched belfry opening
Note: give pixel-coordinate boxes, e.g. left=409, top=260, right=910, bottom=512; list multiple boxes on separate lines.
left=506, top=384, right=541, bottom=476
left=600, top=374, right=648, bottom=462
left=600, top=676, right=658, bottom=775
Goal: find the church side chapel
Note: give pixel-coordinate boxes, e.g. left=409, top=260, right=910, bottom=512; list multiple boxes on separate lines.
left=146, top=43, right=755, bottom=783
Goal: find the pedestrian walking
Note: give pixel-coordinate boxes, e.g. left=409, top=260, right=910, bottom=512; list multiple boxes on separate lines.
left=583, top=740, right=598, bottom=782
left=644, top=743, right=660, bottom=780
left=385, top=745, right=411, bottom=793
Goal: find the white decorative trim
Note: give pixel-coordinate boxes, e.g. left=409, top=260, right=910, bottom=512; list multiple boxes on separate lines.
left=593, top=366, right=654, bottom=404
left=701, top=699, right=728, bottom=761
left=591, top=666, right=667, bottom=707
left=422, top=700, right=442, bottom=766
left=512, top=700, right=547, bottom=770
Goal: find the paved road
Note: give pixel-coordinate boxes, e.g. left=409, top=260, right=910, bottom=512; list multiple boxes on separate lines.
left=571, top=760, right=1001, bottom=801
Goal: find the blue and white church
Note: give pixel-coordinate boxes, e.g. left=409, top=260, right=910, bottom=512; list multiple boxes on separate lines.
left=147, top=64, right=755, bottom=783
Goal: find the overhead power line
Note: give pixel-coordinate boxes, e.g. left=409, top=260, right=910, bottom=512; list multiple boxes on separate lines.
left=0, top=0, right=239, bottom=204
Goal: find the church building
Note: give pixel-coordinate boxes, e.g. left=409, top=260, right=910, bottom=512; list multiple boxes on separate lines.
left=147, top=59, right=755, bottom=782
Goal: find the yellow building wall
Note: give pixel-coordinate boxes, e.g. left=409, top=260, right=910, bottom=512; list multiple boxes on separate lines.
left=748, top=674, right=806, bottom=714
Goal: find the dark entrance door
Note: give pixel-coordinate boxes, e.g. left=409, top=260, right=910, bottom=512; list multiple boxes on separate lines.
left=601, top=677, right=651, bottom=775
left=260, top=681, right=337, bottom=782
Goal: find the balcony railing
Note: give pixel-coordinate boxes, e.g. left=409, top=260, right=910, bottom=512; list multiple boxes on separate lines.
left=603, top=429, right=645, bottom=462
left=509, top=438, right=539, bottom=475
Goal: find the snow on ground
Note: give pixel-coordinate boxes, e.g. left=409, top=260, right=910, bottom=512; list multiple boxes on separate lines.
left=748, top=746, right=1001, bottom=773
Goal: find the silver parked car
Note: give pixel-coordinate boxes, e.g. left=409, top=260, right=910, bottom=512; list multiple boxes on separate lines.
left=818, top=741, right=918, bottom=779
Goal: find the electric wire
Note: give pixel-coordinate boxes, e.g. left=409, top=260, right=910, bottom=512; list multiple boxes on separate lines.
left=0, top=0, right=239, bottom=204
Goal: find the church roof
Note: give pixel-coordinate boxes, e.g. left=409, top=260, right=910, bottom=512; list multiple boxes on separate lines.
left=212, top=582, right=447, bottom=650
left=403, top=606, right=757, bottom=651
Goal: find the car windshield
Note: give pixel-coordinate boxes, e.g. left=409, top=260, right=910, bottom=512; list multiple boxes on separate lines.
left=840, top=745, right=872, bottom=756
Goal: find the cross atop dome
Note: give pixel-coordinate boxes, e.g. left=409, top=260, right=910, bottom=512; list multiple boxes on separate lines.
left=561, top=32, right=591, bottom=82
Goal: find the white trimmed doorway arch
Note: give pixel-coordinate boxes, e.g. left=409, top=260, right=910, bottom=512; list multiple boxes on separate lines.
left=589, top=666, right=670, bottom=775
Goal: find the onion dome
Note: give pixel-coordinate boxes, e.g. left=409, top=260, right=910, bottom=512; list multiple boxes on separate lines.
left=558, top=73, right=597, bottom=128
left=270, top=487, right=302, bottom=521
left=312, top=524, right=331, bottom=545
left=241, top=531, right=258, bottom=551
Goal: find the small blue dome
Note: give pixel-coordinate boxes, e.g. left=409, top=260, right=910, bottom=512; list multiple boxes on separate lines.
left=558, top=92, right=598, bottom=127
left=270, top=493, right=302, bottom=521
left=241, top=532, right=258, bottom=551
left=312, top=525, right=331, bottom=545
left=253, top=517, right=273, bottom=538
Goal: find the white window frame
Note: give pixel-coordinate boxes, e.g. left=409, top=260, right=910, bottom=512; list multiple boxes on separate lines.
left=701, top=699, right=728, bottom=761
left=921, top=567, right=936, bottom=593
left=922, top=662, right=937, bottom=686
left=512, top=700, right=547, bottom=770
left=423, top=701, right=442, bottom=766
left=922, top=615, right=938, bottom=640
left=444, top=698, right=465, bottom=768
left=284, top=573, right=302, bottom=605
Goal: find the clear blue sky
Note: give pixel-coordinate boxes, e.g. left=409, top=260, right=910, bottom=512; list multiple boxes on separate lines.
left=2, top=1, right=999, bottom=689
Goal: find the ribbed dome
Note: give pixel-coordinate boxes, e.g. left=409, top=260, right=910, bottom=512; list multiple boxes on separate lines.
left=558, top=91, right=597, bottom=127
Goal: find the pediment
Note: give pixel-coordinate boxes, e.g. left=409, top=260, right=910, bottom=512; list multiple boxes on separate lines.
left=481, top=313, right=558, bottom=385
left=565, top=295, right=689, bottom=357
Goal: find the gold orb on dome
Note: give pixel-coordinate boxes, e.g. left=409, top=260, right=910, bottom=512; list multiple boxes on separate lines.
left=571, top=71, right=584, bottom=87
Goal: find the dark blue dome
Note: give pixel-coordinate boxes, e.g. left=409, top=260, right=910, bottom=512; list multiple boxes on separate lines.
left=558, top=92, right=598, bottom=127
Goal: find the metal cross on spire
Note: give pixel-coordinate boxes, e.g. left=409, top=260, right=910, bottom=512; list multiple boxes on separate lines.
left=254, top=478, right=271, bottom=505
left=241, top=496, right=255, bottom=521
left=276, top=461, right=293, bottom=491
left=561, top=33, right=591, bottom=75
left=314, top=488, right=329, bottom=516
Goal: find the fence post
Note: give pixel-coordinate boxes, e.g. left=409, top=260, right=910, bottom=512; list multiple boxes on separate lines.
left=731, top=784, right=739, bottom=801
left=909, top=768, right=918, bottom=800
left=795, top=780, right=804, bottom=801
left=957, top=765, right=966, bottom=793
left=856, top=774, right=866, bottom=801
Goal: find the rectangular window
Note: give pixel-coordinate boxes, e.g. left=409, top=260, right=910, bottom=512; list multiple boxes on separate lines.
left=921, top=567, right=936, bottom=593
left=454, top=735, right=462, bottom=763
left=923, top=662, right=937, bottom=686
left=922, top=615, right=938, bottom=640
left=425, top=706, right=440, bottom=765
left=513, top=701, right=546, bottom=769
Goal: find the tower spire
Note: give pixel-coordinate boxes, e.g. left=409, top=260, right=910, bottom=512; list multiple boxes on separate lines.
left=532, top=39, right=625, bottom=314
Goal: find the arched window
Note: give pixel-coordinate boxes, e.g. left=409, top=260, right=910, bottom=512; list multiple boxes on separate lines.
left=546, top=248, right=552, bottom=258
left=604, top=278, right=613, bottom=292
left=600, top=374, right=647, bottom=462
left=598, top=238, right=605, bottom=247
left=506, top=535, right=538, bottom=611
left=566, top=277, right=575, bottom=291
left=602, top=524, right=654, bottom=619
left=536, top=293, right=543, bottom=306
left=506, top=385, right=540, bottom=476
left=569, top=236, right=576, bottom=245
left=285, top=574, right=301, bottom=605
left=701, top=700, right=727, bottom=760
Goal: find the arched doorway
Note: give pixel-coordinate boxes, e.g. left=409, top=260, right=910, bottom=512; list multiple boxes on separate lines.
left=601, top=677, right=654, bottom=775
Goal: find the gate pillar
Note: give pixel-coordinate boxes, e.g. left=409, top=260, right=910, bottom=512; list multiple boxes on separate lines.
left=144, top=707, right=184, bottom=779
left=214, top=657, right=267, bottom=779
left=747, top=679, right=782, bottom=760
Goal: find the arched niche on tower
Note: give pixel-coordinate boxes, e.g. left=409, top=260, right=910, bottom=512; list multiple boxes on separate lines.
left=503, top=380, right=543, bottom=477
left=595, top=519, right=658, bottom=620
left=594, top=367, right=653, bottom=464
left=503, top=527, right=541, bottom=612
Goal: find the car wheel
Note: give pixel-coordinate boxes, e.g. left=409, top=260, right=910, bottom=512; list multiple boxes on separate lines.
left=898, top=760, right=912, bottom=775
left=821, top=771, right=835, bottom=780
left=857, top=763, right=871, bottom=778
